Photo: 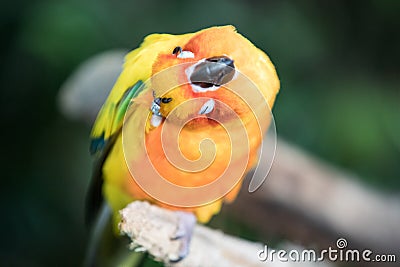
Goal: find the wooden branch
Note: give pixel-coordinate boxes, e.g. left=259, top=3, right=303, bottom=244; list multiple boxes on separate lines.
left=119, top=201, right=330, bottom=267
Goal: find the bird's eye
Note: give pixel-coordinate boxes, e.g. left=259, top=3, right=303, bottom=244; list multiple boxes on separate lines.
left=161, top=98, right=172, bottom=104
left=172, top=46, right=182, bottom=55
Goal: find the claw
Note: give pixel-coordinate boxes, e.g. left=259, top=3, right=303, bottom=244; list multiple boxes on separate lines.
left=169, top=211, right=196, bottom=262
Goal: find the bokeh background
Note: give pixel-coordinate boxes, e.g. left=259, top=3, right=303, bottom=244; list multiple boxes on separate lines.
left=1, top=0, right=399, bottom=266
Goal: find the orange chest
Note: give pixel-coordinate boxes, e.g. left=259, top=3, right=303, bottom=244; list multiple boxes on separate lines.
left=143, top=117, right=262, bottom=187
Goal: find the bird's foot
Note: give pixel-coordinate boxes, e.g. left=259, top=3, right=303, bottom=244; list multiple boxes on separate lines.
left=169, top=211, right=196, bottom=262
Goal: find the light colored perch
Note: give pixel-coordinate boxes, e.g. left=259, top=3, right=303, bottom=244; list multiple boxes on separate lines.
left=119, top=201, right=330, bottom=267
left=119, top=201, right=263, bottom=267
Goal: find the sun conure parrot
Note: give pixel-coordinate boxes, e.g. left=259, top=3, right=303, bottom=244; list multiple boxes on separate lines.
left=86, top=25, right=280, bottom=264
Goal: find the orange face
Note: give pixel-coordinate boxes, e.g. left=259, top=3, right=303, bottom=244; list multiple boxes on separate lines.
left=150, top=26, right=270, bottom=128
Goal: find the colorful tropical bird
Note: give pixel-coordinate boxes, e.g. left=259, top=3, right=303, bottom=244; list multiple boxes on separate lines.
left=86, top=25, right=280, bottom=263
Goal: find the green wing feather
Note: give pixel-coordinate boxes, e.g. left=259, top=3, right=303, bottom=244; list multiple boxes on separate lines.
left=86, top=80, right=144, bottom=225
left=89, top=81, right=144, bottom=156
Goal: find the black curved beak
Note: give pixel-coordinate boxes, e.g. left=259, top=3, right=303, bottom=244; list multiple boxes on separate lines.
left=190, top=56, right=235, bottom=88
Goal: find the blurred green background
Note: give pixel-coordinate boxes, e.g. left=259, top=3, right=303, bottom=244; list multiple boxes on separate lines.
left=1, top=0, right=399, bottom=266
